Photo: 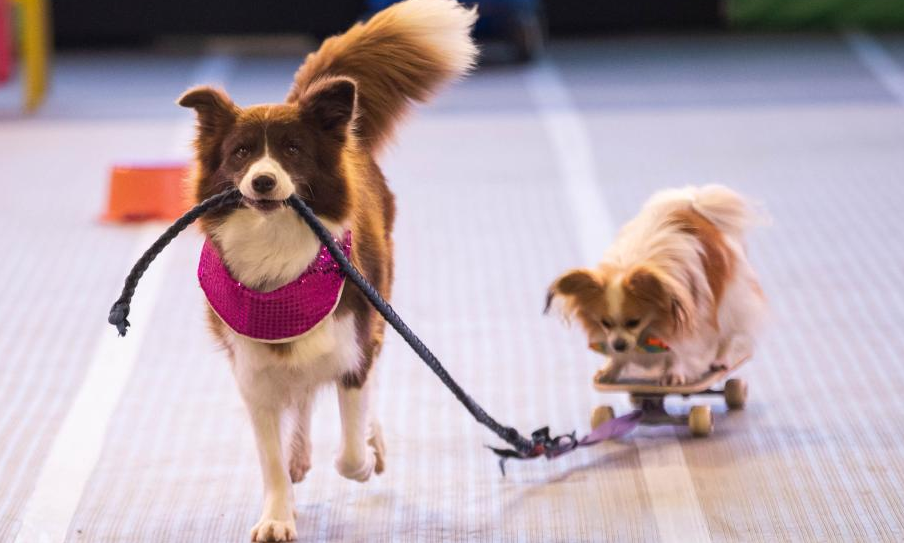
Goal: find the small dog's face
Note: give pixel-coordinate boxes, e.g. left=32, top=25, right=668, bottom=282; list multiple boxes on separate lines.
left=546, top=266, right=690, bottom=352
left=178, top=76, right=358, bottom=222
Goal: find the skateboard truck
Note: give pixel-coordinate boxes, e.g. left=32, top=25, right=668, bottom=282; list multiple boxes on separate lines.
left=591, top=358, right=750, bottom=437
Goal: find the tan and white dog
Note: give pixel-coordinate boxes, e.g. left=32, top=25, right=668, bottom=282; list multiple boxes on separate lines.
left=547, top=185, right=767, bottom=386
left=178, top=1, right=477, bottom=540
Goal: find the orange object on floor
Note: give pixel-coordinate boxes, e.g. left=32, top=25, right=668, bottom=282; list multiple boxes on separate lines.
left=101, top=164, right=191, bottom=222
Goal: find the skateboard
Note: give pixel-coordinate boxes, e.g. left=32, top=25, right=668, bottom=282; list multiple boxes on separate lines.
left=590, top=356, right=750, bottom=437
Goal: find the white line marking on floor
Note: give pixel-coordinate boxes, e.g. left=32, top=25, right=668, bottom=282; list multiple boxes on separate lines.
left=634, top=436, right=712, bottom=543
left=524, top=61, right=614, bottom=262
left=845, top=30, right=904, bottom=103
left=13, top=54, right=233, bottom=543
left=14, top=225, right=173, bottom=543
left=525, top=59, right=712, bottom=543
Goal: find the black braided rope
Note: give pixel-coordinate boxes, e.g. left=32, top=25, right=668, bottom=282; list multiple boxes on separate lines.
left=106, top=187, right=567, bottom=459
left=107, top=188, right=242, bottom=336
left=285, top=195, right=534, bottom=454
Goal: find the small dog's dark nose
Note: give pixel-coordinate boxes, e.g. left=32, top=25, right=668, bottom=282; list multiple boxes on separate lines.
left=252, top=175, right=276, bottom=194
left=613, top=338, right=628, bottom=352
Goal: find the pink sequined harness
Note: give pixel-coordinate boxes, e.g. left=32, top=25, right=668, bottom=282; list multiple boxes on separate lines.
left=198, top=232, right=352, bottom=343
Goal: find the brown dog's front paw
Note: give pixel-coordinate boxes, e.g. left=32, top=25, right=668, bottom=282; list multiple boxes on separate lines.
left=335, top=448, right=376, bottom=482
left=250, top=518, right=297, bottom=542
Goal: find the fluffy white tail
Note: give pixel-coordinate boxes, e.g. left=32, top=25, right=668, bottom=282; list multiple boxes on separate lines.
left=691, top=185, right=762, bottom=239
left=649, top=184, right=763, bottom=239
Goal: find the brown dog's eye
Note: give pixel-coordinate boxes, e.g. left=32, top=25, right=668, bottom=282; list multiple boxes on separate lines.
left=233, top=146, right=250, bottom=159
left=625, top=318, right=641, bottom=329
left=601, top=319, right=613, bottom=329
left=286, top=142, right=300, bottom=155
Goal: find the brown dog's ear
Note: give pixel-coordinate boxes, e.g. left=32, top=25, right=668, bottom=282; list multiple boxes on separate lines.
left=545, top=269, right=604, bottom=315
left=177, top=86, right=239, bottom=135
left=300, top=76, right=357, bottom=138
left=625, top=267, right=692, bottom=335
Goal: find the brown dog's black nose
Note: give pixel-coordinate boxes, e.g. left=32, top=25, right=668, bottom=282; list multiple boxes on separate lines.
left=613, top=338, right=628, bottom=352
left=252, top=175, right=276, bottom=194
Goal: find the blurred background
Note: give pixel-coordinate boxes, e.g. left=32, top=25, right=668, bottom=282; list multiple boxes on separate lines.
left=2, top=1, right=904, bottom=542
left=38, top=0, right=904, bottom=48
left=5, top=0, right=904, bottom=111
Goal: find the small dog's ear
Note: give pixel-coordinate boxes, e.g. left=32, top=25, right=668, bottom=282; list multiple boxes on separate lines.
left=625, top=268, right=661, bottom=299
left=177, top=86, right=238, bottom=134
left=301, top=76, right=357, bottom=138
left=626, top=267, right=693, bottom=335
left=545, top=269, right=604, bottom=315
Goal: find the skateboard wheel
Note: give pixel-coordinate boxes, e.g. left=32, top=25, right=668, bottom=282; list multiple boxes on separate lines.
left=591, top=405, right=615, bottom=429
left=724, top=379, right=747, bottom=410
left=688, top=405, right=713, bottom=437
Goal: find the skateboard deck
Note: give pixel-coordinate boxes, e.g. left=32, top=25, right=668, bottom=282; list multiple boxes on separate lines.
left=593, top=355, right=750, bottom=396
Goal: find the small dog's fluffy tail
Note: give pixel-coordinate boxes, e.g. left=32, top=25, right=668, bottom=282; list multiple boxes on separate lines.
left=286, top=0, right=478, bottom=153
left=651, top=184, right=764, bottom=240
left=689, top=185, right=760, bottom=239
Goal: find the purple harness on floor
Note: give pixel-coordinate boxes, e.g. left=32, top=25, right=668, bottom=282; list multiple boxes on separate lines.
left=197, top=232, right=352, bottom=342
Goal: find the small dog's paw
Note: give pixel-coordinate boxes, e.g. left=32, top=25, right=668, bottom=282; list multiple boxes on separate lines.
left=709, top=362, right=728, bottom=373
left=335, top=448, right=377, bottom=482
left=250, top=518, right=297, bottom=542
left=595, top=366, right=622, bottom=383
left=660, top=371, right=687, bottom=386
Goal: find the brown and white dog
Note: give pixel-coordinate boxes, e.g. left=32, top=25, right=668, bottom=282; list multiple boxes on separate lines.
left=178, top=1, right=477, bottom=540
left=547, top=185, right=767, bottom=386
